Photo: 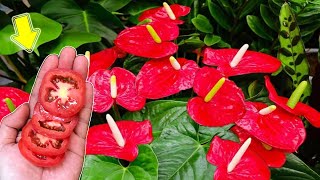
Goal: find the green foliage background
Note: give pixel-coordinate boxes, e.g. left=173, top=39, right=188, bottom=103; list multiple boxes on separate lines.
left=1, top=0, right=320, bottom=179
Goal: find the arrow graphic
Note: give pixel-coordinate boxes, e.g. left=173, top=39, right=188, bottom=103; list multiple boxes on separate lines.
left=10, top=13, right=41, bottom=53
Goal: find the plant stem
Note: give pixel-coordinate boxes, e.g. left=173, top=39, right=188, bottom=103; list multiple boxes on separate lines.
left=3, top=55, right=27, bottom=83
left=112, top=103, right=121, bottom=120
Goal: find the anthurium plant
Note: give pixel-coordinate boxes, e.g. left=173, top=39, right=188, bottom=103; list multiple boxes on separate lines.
left=1, top=0, right=320, bottom=179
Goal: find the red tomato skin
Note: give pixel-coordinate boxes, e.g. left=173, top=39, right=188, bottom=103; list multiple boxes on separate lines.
left=33, top=102, right=77, bottom=123
left=31, top=114, right=77, bottom=139
left=21, top=122, right=69, bottom=156
left=39, top=69, right=86, bottom=118
left=18, top=140, right=64, bottom=167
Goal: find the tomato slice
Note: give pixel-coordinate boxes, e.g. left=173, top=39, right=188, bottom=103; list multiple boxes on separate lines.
left=39, top=69, right=86, bottom=118
left=21, top=122, right=69, bottom=156
left=18, top=140, right=64, bottom=167
left=31, top=114, right=77, bottom=139
left=33, top=102, right=77, bottom=122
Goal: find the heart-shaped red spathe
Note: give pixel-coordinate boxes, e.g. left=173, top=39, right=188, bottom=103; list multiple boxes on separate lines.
left=88, top=47, right=118, bottom=76
left=231, top=126, right=286, bottom=168
left=136, top=57, right=199, bottom=99
left=88, top=67, right=146, bottom=113
left=114, top=21, right=179, bottom=58
left=0, top=87, right=29, bottom=120
left=139, top=4, right=191, bottom=24
left=235, top=101, right=306, bottom=152
left=187, top=67, right=246, bottom=127
left=207, top=136, right=270, bottom=180
left=86, top=120, right=153, bottom=161
left=203, top=48, right=281, bottom=77
left=265, top=76, right=320, bottom=128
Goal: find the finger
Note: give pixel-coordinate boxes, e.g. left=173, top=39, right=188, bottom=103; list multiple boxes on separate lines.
left=29, top=55, right=59, bottom=116
left=68, top=132, right=86, bottom=157
left=0, top=103, right=30, bottom=145
left=72, top=55, right=89, bottom=80
left=74, top=82, right=93, bottom=139
left=58, top=47, right=76, bottom=69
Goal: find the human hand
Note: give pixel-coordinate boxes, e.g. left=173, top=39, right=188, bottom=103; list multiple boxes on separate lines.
left=0, top=47, right=93, bottom=180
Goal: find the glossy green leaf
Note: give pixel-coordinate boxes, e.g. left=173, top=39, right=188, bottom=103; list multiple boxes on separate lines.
left=191, top=14, right=213, bottom=33
left=122, top=1, right=159, bottom=16
left=123, top=56, right=148, bottom=75
left=277, top=2, right=311, bottom=103
left=240, top=0, right=263, bottom=18
left=24, top=76, right=36, bottom=93
left=204, top=34, right=221, bottom=46
left=246, top=15, right=274, bottom=41
left=0, top=11, right=10, bottom=29
left=207, top=0, right=232, bottom=30
left=151, top=120, right=237, bottom=180
left=81, top=145, right=158, bottom=180
left=260, top=4, right=279, bottom=31
left=178, top=37, right=205, bottom=50
left=271, top=154, right=320, bottom=180
left=44, top=32, right=101, bottom=54
left=0, top=13, right=62, bottom=55
left=123, top=100, right=191, bottom=138
left=41, top=0, right=123, bottom=44
left=93, top=0, right=131, bottom=12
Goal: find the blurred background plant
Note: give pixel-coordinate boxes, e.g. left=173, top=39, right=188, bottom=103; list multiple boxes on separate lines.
left=1, top=0, right=320, bottom=178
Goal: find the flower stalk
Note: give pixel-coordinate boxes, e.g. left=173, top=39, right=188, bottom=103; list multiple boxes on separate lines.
left=110, top=75, right=117, bottom=98
left=163, top=2, right=176, bottom=20
left=4, top=97, right=16, bottom=112
left=146, top=25, right=162, bottom=43
left=169, top=56, right=181, bottom=70
left=227, top=138, right=252, bottom=173
left=106, top=114, right=125, bottom=147
left=204, top=77, right=225, bottom=102
left=230, top=44, right=249, bottom=68
left=259, top=105, right=276, bottom=115
left=287, top=81, right=308, bottom=109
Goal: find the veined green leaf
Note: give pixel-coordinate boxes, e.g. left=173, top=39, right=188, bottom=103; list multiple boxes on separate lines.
left=81, top=145, right=158, bottom=180
left=271, top=154, right=320, bottom=180
left=0, top=13, right=62, bottom=55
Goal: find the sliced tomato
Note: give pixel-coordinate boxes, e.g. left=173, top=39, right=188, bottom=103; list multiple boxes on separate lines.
left=18, top=140, right=64, bottom=167
left=31, top=114, right=77, bottom=139
left=39, top=69, right=86, bottom=118
left=21, top=122, right=69, bottom=156
left=33, top=102, right=77, bottom=122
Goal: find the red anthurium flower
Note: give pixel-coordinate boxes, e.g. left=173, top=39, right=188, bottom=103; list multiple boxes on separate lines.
left=203, top=45, right=281, bottom=77
left=114, top=21, right=179, bottom=58
left=86, top=115, right=153, bottom=161
left=207, top=136, right=270, bottom=180
left=88, top=47, right=118, bottom=76
left=235, top=101, right=305, bottom=152
left=139, top=3, right=191, bottom=24
left=231, top=126, right=286, bottom=168
left=136, top=56, right=199, bottom=99
left=88, top=67, right=146, bottom=113
left=265, top=76, right=320, bottom=127
left=0, top=87, right=29, bottom=120
left=187, top=67, right=246, bottom=126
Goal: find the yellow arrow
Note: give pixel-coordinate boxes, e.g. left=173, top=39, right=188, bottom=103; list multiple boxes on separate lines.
left=10, top=13, right=41, bottom=53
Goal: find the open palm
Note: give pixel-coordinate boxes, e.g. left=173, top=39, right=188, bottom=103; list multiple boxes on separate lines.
left=0, top=47, right=93, bottom=180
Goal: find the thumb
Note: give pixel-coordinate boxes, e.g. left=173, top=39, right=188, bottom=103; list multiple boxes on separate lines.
left=0, top=103, right=30, bottom=146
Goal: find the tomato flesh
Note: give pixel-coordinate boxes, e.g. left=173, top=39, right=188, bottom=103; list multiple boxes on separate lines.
left=34, top=102, right=77, bottom=122
left=39, top=69, right=85, bottom=118
left=19, top=140, right=64, bottom=167
left=31, top=114, right=77, bottom=139
left=22, top=122, right=69, bottom=156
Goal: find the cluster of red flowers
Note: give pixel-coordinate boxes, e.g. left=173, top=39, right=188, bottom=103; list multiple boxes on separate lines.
left=83, top=3, right=320, bottom=180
